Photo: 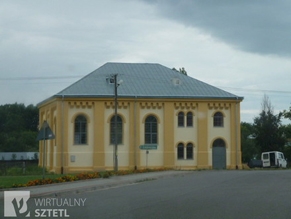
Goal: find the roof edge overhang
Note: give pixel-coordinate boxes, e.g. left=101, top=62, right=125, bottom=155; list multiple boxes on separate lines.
left=37, top=96, right=56, bottom=108
left=53, top=94, right=244, bottom=101
left=38, top=94, right=243, bottom=107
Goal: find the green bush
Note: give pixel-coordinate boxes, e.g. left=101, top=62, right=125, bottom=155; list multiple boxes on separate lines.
left=1, top=164, right=47, bottom=176
left=25, top=165, right=44, bottom=175
left=6, top=167, right=23, bottom=175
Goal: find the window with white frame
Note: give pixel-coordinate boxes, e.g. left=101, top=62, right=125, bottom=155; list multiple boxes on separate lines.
left=186, top=112, right=193, bottom=127
left=186, top=143, right=193, bottom=159
left=145, top=115, right=158, bottom=144
left=213, top=112, right=224, bottom=127
left=177, top=143, right=194, bottom=160
left=177, top=143, right=184, bottom=159
left=74, top=115, right=87, bottom=145
left=178, top=112, right=184, bottom=127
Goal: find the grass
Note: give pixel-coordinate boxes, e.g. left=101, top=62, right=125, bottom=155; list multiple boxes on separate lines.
left=0, top=164, right=62, bottom=189
left=1, top=164, right=44, bottom=176
left=0, top=165, right=172, bottom=189
left=0, top=174, right=62, bottom=189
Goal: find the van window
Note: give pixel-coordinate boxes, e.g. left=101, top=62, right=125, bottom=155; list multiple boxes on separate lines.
left=263, top=154, right=269, bottom=159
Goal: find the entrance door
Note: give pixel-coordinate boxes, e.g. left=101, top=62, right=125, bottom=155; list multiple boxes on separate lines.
left=212, top=139, right=226, bottom=169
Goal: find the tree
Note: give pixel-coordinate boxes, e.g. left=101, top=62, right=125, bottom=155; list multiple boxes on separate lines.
left=280, top=124, right=291, bottom=161
left=253, top=95, right=285, bottom=153
left=283, top=106, right=291, bottom=121
left=172, top=67, right=187, bottom=75
left=241, top=122, right=259, bottom=162
left=0, top=103, right=38, bottom=152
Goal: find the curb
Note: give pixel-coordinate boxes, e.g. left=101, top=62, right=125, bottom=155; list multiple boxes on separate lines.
left=0, top=170, right=192, bottom=199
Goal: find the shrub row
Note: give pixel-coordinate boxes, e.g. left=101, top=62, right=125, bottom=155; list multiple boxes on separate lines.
left=12, top=167, right=171, bottom=188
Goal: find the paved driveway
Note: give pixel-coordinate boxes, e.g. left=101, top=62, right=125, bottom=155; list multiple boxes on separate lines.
left=72, top=170, right=291, bottom=219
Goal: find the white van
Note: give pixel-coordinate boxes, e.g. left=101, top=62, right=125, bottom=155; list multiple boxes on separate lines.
left=261, top=151, right=287, bottom=168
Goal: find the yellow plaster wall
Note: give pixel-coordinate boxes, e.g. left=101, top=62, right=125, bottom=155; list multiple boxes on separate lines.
left=128, top=100, right=138, bottom=169
left=104, top=105, right=130, bottom=169
left=61, top=101, right=69, bottom=173
left=174, top=108, right=198, bottom=167
left=208, top=108, right=231, bottom=167
left=93, top=101, right=105, bottom=170
left=230, top=102, right=242, bottom=169
left=37, top=103, right=58, bottom=172
left=67, top=107, right=94, bottom=168
left=38, top=97, right=242, bottom=173
left=196, top=102, right=209, bottom=168
left=163, top=102, right=175, bottom=168
left=139, top=105, right=164, bottom=167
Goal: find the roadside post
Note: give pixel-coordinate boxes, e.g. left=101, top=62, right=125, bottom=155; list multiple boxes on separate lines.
left=139, top=144, right=157, bottom=168
left=36, top=120, right=55, bottom=179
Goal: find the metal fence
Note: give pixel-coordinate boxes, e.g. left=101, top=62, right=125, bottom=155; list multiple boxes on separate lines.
left=0, top=160, right=39, bottom=175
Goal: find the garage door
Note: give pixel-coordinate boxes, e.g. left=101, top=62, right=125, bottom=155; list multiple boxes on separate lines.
left=212, top=139, right=226, bottom=169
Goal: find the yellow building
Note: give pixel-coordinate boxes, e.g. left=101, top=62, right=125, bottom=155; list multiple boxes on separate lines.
left=38, top=63, right=243, bottom=174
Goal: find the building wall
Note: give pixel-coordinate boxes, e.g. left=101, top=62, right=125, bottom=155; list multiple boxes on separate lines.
left=104, top=103, right=130, bottom=169
left=68, top=105, right=94, bottom=171
left=208, top=105, right=231, bottom=167
left=174, top=103, right=198, bottom=168
left=38, top=98, right=242, bottom=174
left=139, top=102, right=164, bottom=168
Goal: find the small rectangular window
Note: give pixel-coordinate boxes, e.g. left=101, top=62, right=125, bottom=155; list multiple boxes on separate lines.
left=74, top=115, right=87, bottom=145
left=178, top=112, right=184, bottom=127
left=177, top=144, right=184, bottom=159
left=186, top=146, right=193, bottom=159
left=213, top=112, right=224, bottom=127
left=186, top=112, right=193, bottom=127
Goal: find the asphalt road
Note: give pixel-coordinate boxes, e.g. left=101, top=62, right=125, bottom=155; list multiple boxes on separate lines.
left=3, top=170, right=291, bottom=219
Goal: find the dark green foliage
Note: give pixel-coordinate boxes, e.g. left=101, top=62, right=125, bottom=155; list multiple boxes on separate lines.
left=0, top=103, right=38, bottom=152
left=283, top=106, right=291, bottom=120
left=281, top=124, right=291, bottom=162
left=253, top=96, right=286, bottom=154
left=172, top=67, right=188, bottom=75
left=253, top=110, right=285, bottom=153
left=242, top=96, right=291, bottom=163
left=241, top=122, right=259, bottom=162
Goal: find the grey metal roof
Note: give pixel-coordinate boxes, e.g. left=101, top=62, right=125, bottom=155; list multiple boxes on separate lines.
left=54, top=62, right=243, bottom=100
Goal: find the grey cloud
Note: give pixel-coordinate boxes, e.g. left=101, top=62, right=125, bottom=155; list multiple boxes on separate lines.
left=141, top=0, right=291, bottom=57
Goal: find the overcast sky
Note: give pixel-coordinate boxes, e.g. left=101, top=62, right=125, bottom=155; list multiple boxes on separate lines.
left=1, top=0, right=291, bottom=124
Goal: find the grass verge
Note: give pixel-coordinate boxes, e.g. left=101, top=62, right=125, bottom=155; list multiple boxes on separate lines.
left=0, top=168, right=171, bottom=189
left=0, top=174, right=62, bottom=189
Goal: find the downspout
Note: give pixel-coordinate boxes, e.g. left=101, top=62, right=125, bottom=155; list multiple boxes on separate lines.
left=134, top=96, right=137, bottom=170
left=235, top=97, right=239, bottom=169
left=61, top=95, right=64, bottom=174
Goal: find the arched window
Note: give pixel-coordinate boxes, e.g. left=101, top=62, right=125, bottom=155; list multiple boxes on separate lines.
left=110, top=115, right=123, bottom=144
left=178, top=112, right=184, bottom=127
left=177, top=143, right=184, bottom=159
left=213, top=112, right=224, bottom=127
left=186, top=143, right=193, bottom=159
left=186, top=112, right=193, bottom=127
left=145, top=116, right=158, bottom=144
left=213, top=138, right=225, bottom=147
left=74, top=115, right=87, bottom=144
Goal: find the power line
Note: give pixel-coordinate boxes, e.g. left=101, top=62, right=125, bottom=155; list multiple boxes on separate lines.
left=218, top=86, right=291, bottom=95
left=1, top=74, right=290, bottom=96
left=0, top=75, right=83, bottom=81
